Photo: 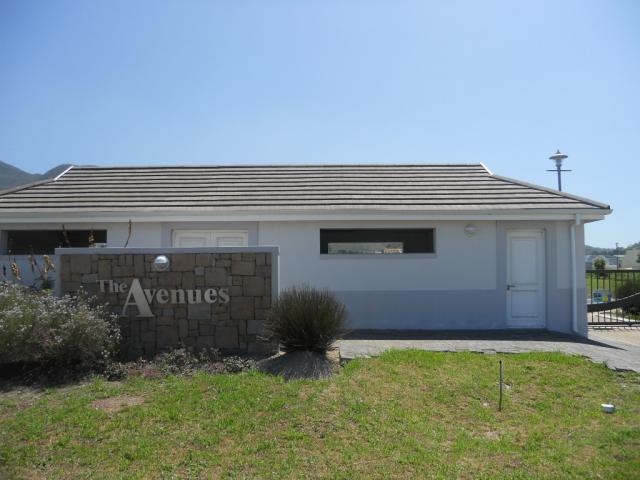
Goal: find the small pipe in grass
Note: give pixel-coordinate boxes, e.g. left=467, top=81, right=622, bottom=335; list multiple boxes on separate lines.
left=498, top=359, right=503, bottom=412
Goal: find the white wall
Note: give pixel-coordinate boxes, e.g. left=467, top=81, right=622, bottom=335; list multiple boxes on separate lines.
left=258, top=220, right=497, bottom=292
left=0, top=254, right=59, bottom=288
left=0, top=218, right=584, bottom=333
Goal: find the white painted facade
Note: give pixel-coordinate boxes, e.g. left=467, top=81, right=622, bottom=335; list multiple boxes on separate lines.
left=0, top=215, right=589, bottom=335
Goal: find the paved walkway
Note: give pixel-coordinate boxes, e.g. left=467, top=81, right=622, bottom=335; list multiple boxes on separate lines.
left=590, top=328, right=640, bottom=347
left=337, top=330, right=640, bottom=372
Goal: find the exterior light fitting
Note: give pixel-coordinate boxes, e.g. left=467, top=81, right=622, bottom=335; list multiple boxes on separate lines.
left=464, top=224, right=478, bottom=236
left=152, top=255, right=170, bottom=272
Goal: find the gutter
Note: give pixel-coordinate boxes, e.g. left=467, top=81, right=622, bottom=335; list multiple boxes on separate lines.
left=570, top=213, right=582, bottom=333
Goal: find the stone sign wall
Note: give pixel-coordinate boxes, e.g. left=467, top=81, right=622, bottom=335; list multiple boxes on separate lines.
left=57, top=247, right=278, bottom=359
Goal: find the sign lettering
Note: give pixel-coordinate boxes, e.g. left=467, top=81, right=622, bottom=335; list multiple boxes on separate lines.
left=98, top=279, right=230, bottom=318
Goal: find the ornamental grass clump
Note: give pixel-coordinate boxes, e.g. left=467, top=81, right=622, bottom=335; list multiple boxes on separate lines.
left=0, top=282, right=120, bottom=371
left=264, top=285, right=347, bottom=353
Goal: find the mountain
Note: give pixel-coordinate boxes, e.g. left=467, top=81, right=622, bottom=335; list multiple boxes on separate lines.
left=585, top=245, right=620, bottom=256
left=585, top=242, right=640, bottom=255
left=0, top=160, right=73, bottom=190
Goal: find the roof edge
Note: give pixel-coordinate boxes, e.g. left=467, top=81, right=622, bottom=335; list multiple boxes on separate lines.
left=0, top=165, right=74, bottom=197
left=0, top=177, right=57, bottom=198
left=489, top=173, right=611, bottom=211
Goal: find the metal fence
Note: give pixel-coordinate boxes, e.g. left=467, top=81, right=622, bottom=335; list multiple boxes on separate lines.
left=587, top=269, right=640, bottom=327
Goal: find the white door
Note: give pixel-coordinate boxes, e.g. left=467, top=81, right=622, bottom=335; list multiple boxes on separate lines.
left=173, top=230, right=248, bottom=247
left=506, top=230, right=546, bottom=328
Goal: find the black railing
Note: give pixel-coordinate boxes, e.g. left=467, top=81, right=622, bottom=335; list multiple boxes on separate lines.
left=587, top=269, right=640, bottom=327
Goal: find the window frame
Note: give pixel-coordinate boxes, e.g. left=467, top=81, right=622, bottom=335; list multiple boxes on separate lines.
left=4, top=229, right=108, bottom=255
left=319, top=228, right=436, bottom=258
left=172, top=229, right=249, bottom=247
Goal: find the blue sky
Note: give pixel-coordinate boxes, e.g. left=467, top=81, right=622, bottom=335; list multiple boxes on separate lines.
left=0, top=0, right=638, bottom=247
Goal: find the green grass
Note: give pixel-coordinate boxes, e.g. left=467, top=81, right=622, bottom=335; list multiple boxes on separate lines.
left=1, top=351, right=639, bottom=479
left=587, top=271, right=640, bottom=297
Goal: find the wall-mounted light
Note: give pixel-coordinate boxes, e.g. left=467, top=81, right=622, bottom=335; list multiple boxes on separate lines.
left=153, top=255, right=170, bottom=272
left=464, top=224, right=478, bottom=237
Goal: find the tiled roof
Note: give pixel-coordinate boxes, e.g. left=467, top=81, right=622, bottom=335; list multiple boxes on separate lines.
left=0, top=164, right=610, bottom=213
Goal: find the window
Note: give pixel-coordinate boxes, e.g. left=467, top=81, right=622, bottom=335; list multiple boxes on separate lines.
left=320, top=229, right=434, bottom=255
left=172, top=230, right=249, bottom=247
left=6, top=230, right=107, bottom=254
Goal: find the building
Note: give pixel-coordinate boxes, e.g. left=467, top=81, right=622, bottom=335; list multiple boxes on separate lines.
left=0, top=164, right=611, bottom=336
left=621, top=249, right=640, bottom=270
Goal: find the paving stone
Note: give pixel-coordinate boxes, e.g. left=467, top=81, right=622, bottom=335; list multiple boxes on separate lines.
left=178, top=318, right=189, bottom=338
left=188, top=303, right=211, bottom=320
left=81, top=273, right=98, bottom=283
left=243, top=276, right=265, bottom=296
left=182, top=272, right=195, bottom=289
left=157, top=326, right=179, bottom=349
left=247, top=320, right=264, bottom=335
left=134, top=256, right=145, bottom=277
left=215, top=326, right=239, bottom=349
left=70, top=255, right=91, bottom=274
left=113, top=265, right=134, bottom=277
left=195, top=253, right=212, bottom=267
left=200, top=324, right=215, bottom=336
left=159, top=271, right=182, bottom=286
left=231, top=297, right=254, bottom=320
left=256, top=266, right=271, bottom=278
left=98, top=260, right=111, bottom=280
left=172, top=254, right=195, bottom=272
left=197, top=336, right=215, bottom=349
left=205, top=267, right=228, bottom=286
left=231, top=261, right=255, bottom=276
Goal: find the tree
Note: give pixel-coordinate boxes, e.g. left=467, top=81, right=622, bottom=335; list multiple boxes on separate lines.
left=593, top=257, right=607, bottom=276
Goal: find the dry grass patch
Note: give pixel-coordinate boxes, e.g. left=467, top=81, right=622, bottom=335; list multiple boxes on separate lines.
left=91, top=395, right=144, bottom=413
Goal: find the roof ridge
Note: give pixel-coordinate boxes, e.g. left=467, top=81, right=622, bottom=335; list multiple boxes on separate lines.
left=67, top=163, right=486, bottom=170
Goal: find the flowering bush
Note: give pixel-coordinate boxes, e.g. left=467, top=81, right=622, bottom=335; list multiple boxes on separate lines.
left=0, top=282, right=121, bottom=370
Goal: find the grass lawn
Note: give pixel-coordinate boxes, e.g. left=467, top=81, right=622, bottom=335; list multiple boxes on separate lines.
left=1, top=350, right=639, bottom=479
left=586, top=271, right=640, bottom=297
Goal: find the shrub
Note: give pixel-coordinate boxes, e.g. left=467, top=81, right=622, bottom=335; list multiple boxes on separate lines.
left=0, top=282, right=121, bottom=371
left=103, top=361, right=128, bottom=381
left=112, top=348, right=251, bottom=378
left=222, top=355, right=256, bottom=373
left=616, top=279, right=640, bottom=315
left=153, top=348, right=221, bottom=376
left=264, top=285, right=347, bottom=353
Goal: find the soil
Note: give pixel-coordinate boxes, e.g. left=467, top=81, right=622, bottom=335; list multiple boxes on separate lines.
left=257, top=349, right=340, bottom=381
left=91, top=395, right=144, bottom=412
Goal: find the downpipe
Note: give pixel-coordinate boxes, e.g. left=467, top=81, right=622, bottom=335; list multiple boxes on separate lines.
left=570, top=213, right=582, bottom=333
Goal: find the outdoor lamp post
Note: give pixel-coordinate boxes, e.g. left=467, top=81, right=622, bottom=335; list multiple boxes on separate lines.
left=547, top=149, right=571, bottom=191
